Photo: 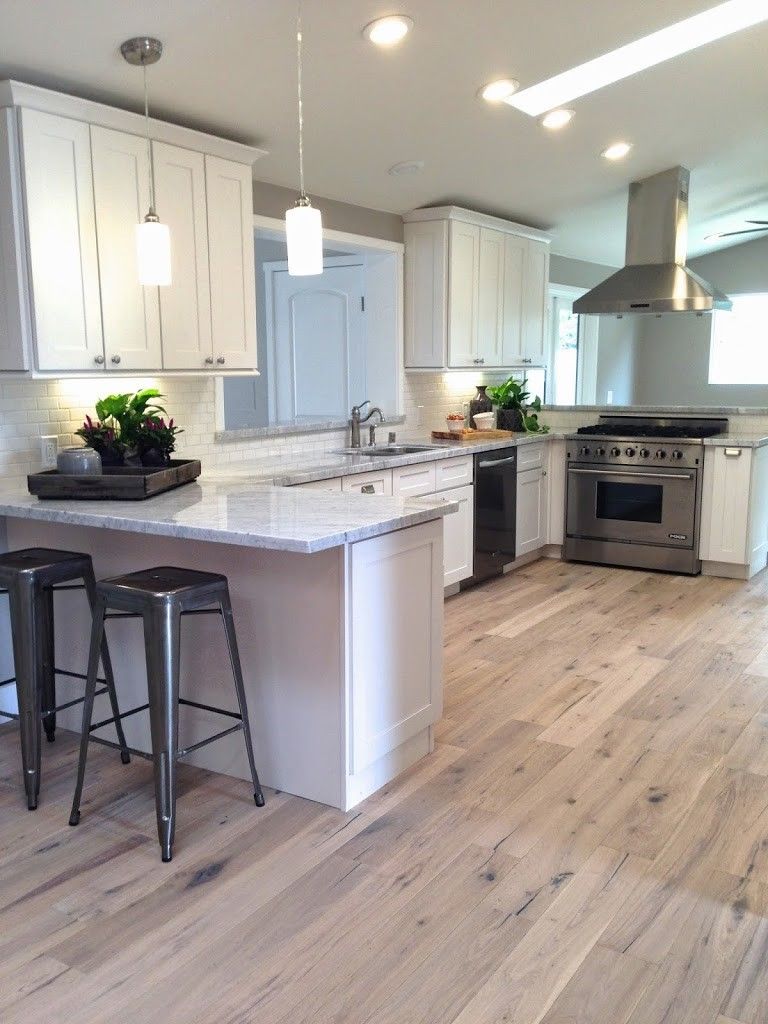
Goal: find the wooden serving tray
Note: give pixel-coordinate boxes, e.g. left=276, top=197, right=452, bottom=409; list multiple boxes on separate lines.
left=28, top=459, right=202, bottom=501
left=432, top=428, right=515, bottom=441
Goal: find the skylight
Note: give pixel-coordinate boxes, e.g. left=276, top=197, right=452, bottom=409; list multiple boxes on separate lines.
left=507, top=0, right=768, bottom=117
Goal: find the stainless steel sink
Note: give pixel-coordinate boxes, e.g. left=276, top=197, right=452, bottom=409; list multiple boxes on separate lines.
left=339, top=444, right=445, bottom=457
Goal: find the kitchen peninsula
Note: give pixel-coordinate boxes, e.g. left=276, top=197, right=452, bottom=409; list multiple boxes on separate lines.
left=0, top=477, right=456, bottom=810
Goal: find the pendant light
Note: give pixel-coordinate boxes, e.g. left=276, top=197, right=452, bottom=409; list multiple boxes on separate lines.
left=121, top=36, right=172, bottom=286
left=286, top=4, right=323, bottom=276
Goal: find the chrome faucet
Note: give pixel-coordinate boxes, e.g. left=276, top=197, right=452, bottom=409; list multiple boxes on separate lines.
left=350, top=400, right=385, bottom=448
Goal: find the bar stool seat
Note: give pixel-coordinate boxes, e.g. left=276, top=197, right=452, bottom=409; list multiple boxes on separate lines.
left=69, top=565, right=265, bottom=861
left=0, top=548, right=130, bottom=809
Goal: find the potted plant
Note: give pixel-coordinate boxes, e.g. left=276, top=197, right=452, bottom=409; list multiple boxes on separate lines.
left=135, top=417, right=182, bottom=467
left=75, top=415, right=125, bottom=466
left=486, top=376, right=549, bottom=433
left=76, top=388, right=172, bottom=466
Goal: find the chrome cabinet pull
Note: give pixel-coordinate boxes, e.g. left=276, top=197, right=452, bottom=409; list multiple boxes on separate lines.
left=93, top=354, right=105, bottom=365
left=110, top=354, right=121, bottom=365
left=724, top=447, right=742, bottom=457
left=204, top=356, right=214, bottom=365
left=361, top=484, right=376, bottom=494
left=216, top=356, right=226, bottom=365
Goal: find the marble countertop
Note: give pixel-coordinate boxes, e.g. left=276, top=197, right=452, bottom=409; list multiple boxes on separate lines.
left=212, top=432, right=559, bottom=486
left=703, top=435, right=768, bottom=448
left=0, top=477, right=458, bottom=553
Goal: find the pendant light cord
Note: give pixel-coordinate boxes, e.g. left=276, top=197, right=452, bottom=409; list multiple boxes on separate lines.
left=296, top=2, right=307, bottom=201
left=143, top=57, right=157, bottom=216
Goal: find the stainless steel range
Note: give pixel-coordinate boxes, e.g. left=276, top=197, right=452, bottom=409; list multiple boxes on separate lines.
left=564, top=414, right=727, bottom=574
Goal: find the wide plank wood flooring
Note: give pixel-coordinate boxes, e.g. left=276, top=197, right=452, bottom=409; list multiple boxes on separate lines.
left=3, top=558, right=768, bottom=1023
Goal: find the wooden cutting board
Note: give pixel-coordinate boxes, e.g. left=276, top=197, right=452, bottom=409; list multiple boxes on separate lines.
left=431, top=428, right=516, bottom=441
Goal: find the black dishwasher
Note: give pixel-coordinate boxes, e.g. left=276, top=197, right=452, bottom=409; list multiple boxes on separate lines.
left=468, top=447, right=517, bottom=585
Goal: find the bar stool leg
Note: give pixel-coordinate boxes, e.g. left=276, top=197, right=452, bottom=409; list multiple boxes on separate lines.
left=69, top=598, right=106, bottom=826
left=8, top=579, right=44, bottom=810
left=40, top=587, right=56, bottom=743
left=220, top=593, right=265, bottom=807
left=82, top=565, right=130, bottom=765
left=144, top=603, right=181, bottom=862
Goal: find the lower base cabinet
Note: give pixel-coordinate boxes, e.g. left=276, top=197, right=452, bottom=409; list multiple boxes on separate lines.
left=516, top=465, right=548, bottom=557
left=440, top=485, right=474, bottom=586
left=700, top=445, right=768, bottom=578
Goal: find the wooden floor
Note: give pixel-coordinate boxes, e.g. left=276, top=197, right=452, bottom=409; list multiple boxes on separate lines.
left=2, top=558, right=768, bottom=1023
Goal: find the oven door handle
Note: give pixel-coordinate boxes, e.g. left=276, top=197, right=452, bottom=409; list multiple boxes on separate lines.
left=568, top=467, right=694, bottom=481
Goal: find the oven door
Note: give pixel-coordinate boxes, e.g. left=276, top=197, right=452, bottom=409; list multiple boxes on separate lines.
left=566, top=463, right=697, bottom=548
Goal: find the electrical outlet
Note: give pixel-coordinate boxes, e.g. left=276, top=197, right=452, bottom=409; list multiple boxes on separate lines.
left=606, top=390, right=614, bottom=405
left=40, top=435, right=58, bottom=469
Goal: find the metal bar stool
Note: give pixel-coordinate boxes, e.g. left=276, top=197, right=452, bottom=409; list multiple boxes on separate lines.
left=69, top=565, right=265, bottom=861
left=0, top=548, right=130, bottom=810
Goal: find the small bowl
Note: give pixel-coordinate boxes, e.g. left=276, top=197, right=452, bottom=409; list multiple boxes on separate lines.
left=446, top=417, right=465, bottom=435
left=473, top=412, right=495, bottom=431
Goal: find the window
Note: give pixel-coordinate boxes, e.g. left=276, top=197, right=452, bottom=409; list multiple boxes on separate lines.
left=708, top=292, right=768, bottom=385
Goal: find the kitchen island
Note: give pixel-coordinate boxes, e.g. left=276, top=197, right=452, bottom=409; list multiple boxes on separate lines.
left=0, top=477, right=457, bottom=810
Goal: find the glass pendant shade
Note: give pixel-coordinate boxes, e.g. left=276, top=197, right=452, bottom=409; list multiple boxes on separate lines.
left=286, top=201, right=323, bottom=276
left=136, top=215, right=172, bottom=286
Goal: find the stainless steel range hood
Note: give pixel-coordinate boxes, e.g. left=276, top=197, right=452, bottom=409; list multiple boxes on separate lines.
left=573, top=166, right=732, bottom=315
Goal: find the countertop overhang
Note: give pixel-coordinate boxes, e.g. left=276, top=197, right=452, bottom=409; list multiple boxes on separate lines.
left=0, top=477, right=459, bottom=553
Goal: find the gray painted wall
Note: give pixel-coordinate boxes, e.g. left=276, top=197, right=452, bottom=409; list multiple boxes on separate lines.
left=253, top=180, right=404, bottom=242
left=633, top=235, right=768, bottom=406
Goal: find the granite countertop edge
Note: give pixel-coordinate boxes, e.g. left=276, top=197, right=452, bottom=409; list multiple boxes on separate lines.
left=702, top=435, right=768, bottom=448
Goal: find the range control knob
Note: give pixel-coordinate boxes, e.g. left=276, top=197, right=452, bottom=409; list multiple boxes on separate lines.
left=625, top=447, right=636, bottom=457
left=671, top=449, right=684, bottom=460
left=595, top=447, right=606, bottom=456
left=655, top=449, right=667, bottom=459
left=639, top=448, right=651, bottom=458
left=610, top=447, right=621, bottom=457
left=579, top=446, right=590, bottom=457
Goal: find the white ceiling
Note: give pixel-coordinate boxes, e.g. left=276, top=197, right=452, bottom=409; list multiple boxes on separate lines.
left=1, top=0, right=766, bottom=266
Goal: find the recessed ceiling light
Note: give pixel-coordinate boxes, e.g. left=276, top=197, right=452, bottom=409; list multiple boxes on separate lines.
left=478, top=79, right=520, bottom=103
left=388, top=159, right=424, bottom=176
left=602, top=141, right=633, bottom=161
left=506, top=0, right=768, bottom=117
left=363, top=15, right=413, bottom=47
left=540, top=108, right=575, bottom=130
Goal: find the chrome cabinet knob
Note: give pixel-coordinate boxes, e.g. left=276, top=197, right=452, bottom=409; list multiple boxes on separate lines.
left=94, top=354, right=105, bottom=365
left=472, top=357, right=485, bottom=365
left=216, top=356, right=226, bottom=365
left=204, top=356, right=214, bottom=366
left=110, top=354, right=121, bottom=365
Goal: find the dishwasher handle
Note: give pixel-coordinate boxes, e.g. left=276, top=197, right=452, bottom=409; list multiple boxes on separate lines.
left=478, top=455, right=518, bottom=469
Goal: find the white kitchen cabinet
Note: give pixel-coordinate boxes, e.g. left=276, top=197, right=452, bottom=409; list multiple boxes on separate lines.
left=447, top=220, right=479, bottom=367
left=403, top=219, right=446, bottom=368
left=205, top=155, right=257, bottom=370
left=403, top=206, right=551, bottom=371
left=296, top=477, right=343, bottom=492
left=153, top=141, right=213, bottom=371
left=441, top=484, right=474, bottom=587
left=392, top=462, right=437, bottom=498
left=516, top=464, right=549, bottom=557
left=90, top=125, right=162, bottom=371
left=0, top=80, right=263, bottom=376
left=19, top=108, right=104, bottom=371
left=700, top=445, right=768, bottom=578
left=435, top=454, right=473, bottom=490
left=342, top=469, right=393, bottom=495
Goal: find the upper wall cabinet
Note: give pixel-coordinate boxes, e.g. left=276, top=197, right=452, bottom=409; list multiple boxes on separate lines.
left=0, top=80, right=264, bottom=376
left=403, top=206, right=551, bottom=371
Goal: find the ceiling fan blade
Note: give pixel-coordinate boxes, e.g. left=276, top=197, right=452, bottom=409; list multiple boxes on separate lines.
left=716, top=227, right=768, bottom=238
left=745, top=220, right=768, bottom=225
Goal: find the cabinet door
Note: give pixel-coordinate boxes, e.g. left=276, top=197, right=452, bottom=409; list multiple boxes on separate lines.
left=699, top=447, right=751, bottom=564
left=205, top=155, right=257, bottom=369
left=153, top=142, right=213, bottom=370
left=404, top=220, right=447, bottom=368
left=521, top=238, right=549, bottom=365
left=20, top=109, right=104, bottom=371
left=501, top=233, right=526, bottom=365
left=90, top=125, right=162, bottom=371
left=476, top=228, right=505, bottom=366
left=516, top=466, right=548, bottom=557
left=392, top=462, right=437, bottom=498
left=342, top=470, right=393, bottom=495
left=447, top=220, right=479, bottom=367
left=295, top=477, right=343, bottom=492
left=0, top=109, right=30, bottom=370
left=441, top=484, right=474, bottom=586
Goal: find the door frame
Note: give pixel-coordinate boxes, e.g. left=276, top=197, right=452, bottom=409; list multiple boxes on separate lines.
left=263, top=256, right=366, bottom=422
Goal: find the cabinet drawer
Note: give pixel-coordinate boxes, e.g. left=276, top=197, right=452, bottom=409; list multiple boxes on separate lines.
left=434, top=455, right=473, bottom=491
left=342, top=470, right=393, bottom=496
left=295, top=477, right=342, bottom=492
left=392, top=462, right=437, bottom=498
left=517, top=442, right=546, bottom=472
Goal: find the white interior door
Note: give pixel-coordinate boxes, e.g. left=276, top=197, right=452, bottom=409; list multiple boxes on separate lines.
left=270, top=264, right=365, bottom=421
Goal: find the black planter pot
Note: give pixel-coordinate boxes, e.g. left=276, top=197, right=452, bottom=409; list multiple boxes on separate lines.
left=91, top=442, right=124, bottom=467
left=497, top=408, right=525, bottom=432
left=139, top=446, right=170, bottom=468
